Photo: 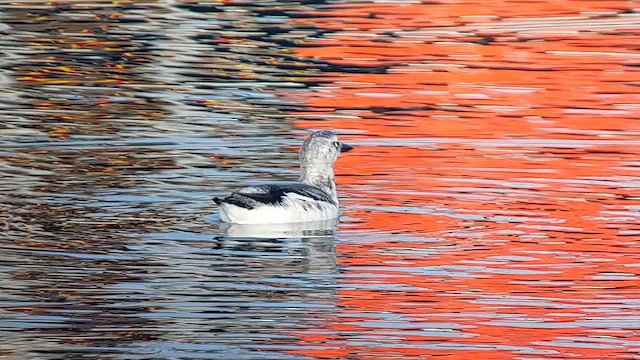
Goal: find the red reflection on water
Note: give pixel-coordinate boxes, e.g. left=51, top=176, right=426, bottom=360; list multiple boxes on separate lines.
left=287, top=1, right=640, bottom=358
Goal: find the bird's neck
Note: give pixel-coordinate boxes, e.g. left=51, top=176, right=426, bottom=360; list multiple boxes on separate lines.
left=300, top=167, right=338, bottom=203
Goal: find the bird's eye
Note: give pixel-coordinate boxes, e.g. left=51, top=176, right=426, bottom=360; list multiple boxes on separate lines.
left=333, top=141, right=340, bottom=148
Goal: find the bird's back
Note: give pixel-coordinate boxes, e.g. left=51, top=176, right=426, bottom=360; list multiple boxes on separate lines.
left=215, top=183, right=340, bottom=224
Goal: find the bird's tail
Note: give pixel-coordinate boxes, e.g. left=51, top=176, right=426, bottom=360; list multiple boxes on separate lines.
left=213, top=197, right=222, bottom=205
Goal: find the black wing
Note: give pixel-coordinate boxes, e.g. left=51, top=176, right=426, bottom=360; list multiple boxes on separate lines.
left=214, top=183, right=335, bottom=210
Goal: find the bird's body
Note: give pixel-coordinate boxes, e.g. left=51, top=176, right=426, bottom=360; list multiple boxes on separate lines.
left=215, top=131, right=352, bottom=224
left=216, top=182, right=340, bottom=224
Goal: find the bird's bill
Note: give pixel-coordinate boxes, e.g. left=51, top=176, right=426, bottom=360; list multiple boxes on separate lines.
left=340, top=143, right=353, bottom=153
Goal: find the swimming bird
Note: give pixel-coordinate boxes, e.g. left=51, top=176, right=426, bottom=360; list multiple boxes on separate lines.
left=214, top=130, right=353, bottom=224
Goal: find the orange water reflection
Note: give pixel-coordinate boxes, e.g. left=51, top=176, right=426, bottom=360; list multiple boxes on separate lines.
left=290, top=1, right=640, bottom=358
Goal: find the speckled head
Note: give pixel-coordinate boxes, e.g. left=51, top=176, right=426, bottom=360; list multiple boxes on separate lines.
left=299, top=130, right=352, bottom=170
left=298, top=131, right=352, bottom=199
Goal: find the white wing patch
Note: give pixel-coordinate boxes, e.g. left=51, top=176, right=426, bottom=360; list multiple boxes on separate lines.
left=282, top=191, right=318, bottom=203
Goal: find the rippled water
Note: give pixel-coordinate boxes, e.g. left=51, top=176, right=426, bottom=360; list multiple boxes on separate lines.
left=1, top=1, right=639, bottom=359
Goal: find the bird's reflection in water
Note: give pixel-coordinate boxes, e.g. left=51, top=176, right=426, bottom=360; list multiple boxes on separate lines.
left=216, top=218, right=339, bottom=275
left=218, top=218, right=339, bottom=239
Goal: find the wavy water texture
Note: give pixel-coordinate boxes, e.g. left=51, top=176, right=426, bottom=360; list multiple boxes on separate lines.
left=290, top=1, right=640, bottom=359
left=0, top=1, right=639, bottom=359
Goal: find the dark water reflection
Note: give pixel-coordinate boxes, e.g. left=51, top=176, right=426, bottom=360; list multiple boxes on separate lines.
left=0, top=1, right=333, bottom=359
left=2, top=1, right=640, bottom=359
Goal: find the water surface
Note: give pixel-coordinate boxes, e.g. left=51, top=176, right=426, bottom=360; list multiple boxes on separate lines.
left=1, top=1, right=639, bottom=359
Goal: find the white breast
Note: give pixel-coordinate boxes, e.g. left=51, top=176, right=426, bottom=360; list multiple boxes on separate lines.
left=219, top=192, right=340, bottom=224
